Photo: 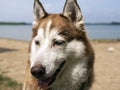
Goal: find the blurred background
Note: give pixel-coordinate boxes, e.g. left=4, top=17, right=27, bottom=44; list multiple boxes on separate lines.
left=0, top=0, right=120, bottom=41
left=0, top=0, right=120, bottom=90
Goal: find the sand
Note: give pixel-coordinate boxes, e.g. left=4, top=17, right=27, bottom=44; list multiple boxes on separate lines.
left=0, top=38, right=120, bottom=90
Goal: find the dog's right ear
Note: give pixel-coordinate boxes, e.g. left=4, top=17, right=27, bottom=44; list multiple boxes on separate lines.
left=33, top=0, right=47, bottom=20
left=63, top=0, right=85, bottom=31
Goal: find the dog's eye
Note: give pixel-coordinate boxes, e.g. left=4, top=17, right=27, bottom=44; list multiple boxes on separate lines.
left=54, top=40, right=65, bottom=46
left=35, top=40, right=40, bottom=45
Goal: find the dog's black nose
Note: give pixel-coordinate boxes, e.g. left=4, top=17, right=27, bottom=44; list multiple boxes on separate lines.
left=31, top=64, right=45, bottom=79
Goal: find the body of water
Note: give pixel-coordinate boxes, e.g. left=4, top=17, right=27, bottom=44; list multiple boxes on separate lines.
left=0, top=25, right=120, bottom=41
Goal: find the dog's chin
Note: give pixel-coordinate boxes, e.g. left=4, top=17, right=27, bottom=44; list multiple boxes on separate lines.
left=38, top=61, right=65, bottom=89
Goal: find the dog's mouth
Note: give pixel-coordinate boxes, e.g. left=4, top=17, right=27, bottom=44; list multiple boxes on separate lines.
left=38, top=61, right=65, bottom=89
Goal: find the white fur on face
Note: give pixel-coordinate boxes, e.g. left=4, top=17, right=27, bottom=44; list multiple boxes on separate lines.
left=50, top=40, right=87, bottom=87
left=66, top=40, right=85, bottom=58
left=30, top=20, right=67, bottom=77
left=66, top=41, right=88, bottom=85
left=30, top=20, right=86, bottom=81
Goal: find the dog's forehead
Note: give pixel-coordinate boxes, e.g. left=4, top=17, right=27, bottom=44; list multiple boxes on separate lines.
left=40, top=14, right=72, bottom=30
left=32, top=14, right=75, bottom=37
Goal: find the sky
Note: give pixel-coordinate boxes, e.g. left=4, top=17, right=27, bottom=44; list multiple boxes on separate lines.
left=0, top=0, right=120, bottom=23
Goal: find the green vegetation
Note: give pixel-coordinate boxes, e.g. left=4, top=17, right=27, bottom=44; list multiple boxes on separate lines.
left=0, top=74, right=22, bottom=90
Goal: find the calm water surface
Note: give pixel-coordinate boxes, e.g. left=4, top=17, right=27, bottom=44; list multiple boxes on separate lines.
left=0, top=25, right=32, bottom=41
left=0, top=25, right=120, bottom=41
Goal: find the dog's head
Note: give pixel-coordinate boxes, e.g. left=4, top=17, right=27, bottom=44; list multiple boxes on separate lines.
left=30, top=0, right=91, bottom=88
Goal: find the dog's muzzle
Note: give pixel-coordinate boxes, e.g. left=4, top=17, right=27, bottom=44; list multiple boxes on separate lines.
left=31, top=64, right=46, bottom=79
left=30, top=61, right=66, bottom=89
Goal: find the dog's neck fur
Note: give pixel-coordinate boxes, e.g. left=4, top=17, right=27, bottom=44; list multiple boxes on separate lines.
left=49, top=57, right=88, bottom=90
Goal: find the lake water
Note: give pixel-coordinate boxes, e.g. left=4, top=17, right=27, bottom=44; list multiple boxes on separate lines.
left=0, top=25, right=120, bottom=41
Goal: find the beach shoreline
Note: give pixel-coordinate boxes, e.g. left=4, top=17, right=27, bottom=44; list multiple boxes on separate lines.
left=0, top=38, right=120, bottom=90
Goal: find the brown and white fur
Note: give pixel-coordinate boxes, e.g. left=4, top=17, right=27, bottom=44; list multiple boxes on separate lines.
left=23, top=0, right=94, bottom=90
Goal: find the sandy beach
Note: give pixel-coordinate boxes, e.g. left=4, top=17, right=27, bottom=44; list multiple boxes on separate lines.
left=0, top=38, right=120, bottom=90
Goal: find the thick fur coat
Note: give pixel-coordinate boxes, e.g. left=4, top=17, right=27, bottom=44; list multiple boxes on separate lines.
left=23, top=0, right=94, bottom=90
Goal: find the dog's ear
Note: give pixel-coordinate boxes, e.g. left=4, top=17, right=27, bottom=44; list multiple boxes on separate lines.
left=33, top=0, right=47, bottom=20
left=63, top=0, right=84, bottom=30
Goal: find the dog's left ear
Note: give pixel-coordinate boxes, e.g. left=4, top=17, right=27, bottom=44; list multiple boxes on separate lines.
left=63, top=0, right=84, bottom=30
left=33, top=0, right=47, bottom=20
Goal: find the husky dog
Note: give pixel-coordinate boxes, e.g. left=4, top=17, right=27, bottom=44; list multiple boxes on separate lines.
left=23, top=0, right=94, bottom=90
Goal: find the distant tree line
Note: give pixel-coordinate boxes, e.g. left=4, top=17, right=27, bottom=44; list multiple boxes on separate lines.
left=0, top=22, right=31, bottom=25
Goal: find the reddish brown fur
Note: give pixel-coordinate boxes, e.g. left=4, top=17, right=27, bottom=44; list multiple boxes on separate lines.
left=32, top=14, right=87, bottom=42
left=24, top=14, right=94, bottom=90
